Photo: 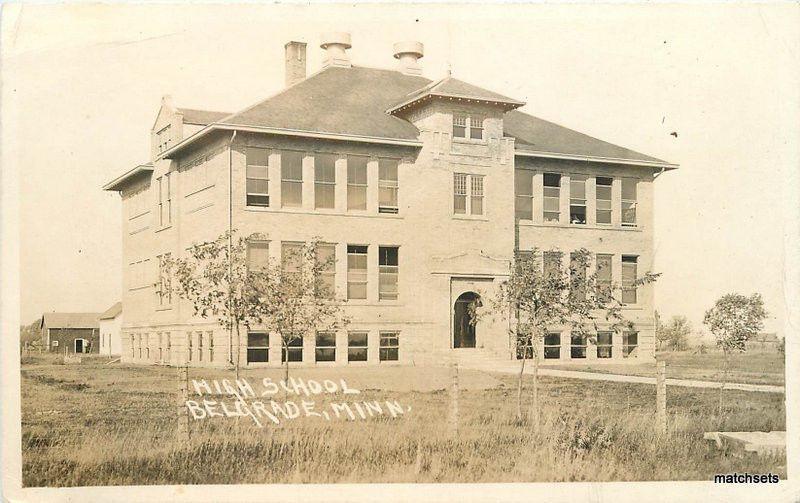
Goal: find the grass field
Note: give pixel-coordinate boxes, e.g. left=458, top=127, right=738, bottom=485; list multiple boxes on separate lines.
left=20, top=356, right=786, bottom=487
left=541, top=349, right=785, bottom=385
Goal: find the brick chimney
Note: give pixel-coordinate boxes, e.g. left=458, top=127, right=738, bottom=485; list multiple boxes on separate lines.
left=320, top=32, right=352, bottom=68
left=285, top=41, right=307, bottom=87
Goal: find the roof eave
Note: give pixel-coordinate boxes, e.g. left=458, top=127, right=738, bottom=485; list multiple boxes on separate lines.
left=162, top=123, right=423, bottom=159
left=514, top=148, right=678, bottom=170
left=102, top=163, right=155, bottom=191
left=387, top=92, right=526, bottom=115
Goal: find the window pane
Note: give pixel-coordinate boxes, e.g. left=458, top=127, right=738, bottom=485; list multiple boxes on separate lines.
left=247, top=179, right=269, bottom=194
left=543, top=173, right=560, bottom=187
left=247, top=348, right=268, bottom=363
left=316, top=331, right=335, bottom=347
left=247, top=331, right=269, bottom=347
left=379, top=159, right=398, bottom=181
left=622, top=256, right=638, bottom=304
left=281, top=151, right=303, bottom=180
left=246, top=164, right=268, bottom=179
left=247, top=242, right=269, bottom=271
left=347, top=245, right=368, bottom=300
left=544, top=347, right=561, bottom=359
left=316, top=184, right=335, bottom=209
left=622, top=178, right=637, bottom=201
left=247, top=147, right=269, bottom=167
left=282, top=242, right=303, bottom=275
left=348, top=331, right=368, bottom=347
left=543, top=252, right=561, bottom=277
left=379, top=186, right=398, bottom=212
left=282, top=181, right=302, bottom=207
left=570, top=206, right=586, bottom=224
left=347, top=156, right=368, bottom=184
left=454, top=195, right=467, bottom=214
left=544, top=333, right=561, bottom=346
left=515, top=170, right=533, bottom=196
left=247, top=194, right=269, bottom=207
left=570, top=177, right=586, bottom=199
left=622, top=201, right=637, bottom=225
left=348, top=348, right=368, bottom=362
left=516, top=196, right=533, bottom=220
left=348, top=185, right=367, bottom=210
left=597, top=332, right=613, bottom=345
left=315, top=154, right=336, bottom=182
left=471, top=196, right=483, bottom=215
left=469, top=126, right=483, bottom=140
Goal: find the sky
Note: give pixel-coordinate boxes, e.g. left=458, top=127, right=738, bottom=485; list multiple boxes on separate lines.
left=3, top=3, right=798, bottom=336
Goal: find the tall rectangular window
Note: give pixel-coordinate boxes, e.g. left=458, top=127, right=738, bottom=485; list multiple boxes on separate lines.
left=515, top=170, right=534, bottom=220
left=596, top=254, right=613, bottom=302
left=347, top=155, right=368, bottom=210
left=246, top=147, right=269, bottom=207
left=156, top=253, right=172, bottom=307
left=379, top=331, right=399, bottom=361
left=453, top=173, right=467, bottom=214
left=247, top=331, right=269, bottom=363
left=315, top=243, right=336, bottom=298
left=165, top=333, right=171, bottom=362
left=187, top=332, right=192, bottom=362
left=378, top=158, right=399, bottom=214
left=378, top=246, right=399, bottom=301
left=570, top=252, right=586, bottom=301
left=622, top=332, right=638, bottom=357
left=543, top=173, right=561, bottom=223
left=621, top=178, right=637, bottom=226
left=470, top=176, right=484, bottom=215
left=622, top=255, right=638, bottom=304
left=596, top=177, right=612, bottom=224
left=281, top=150, right=303, bottom=207
left=569, top=176, right=587, bottom=224
left=315, top=153, right=336, bottom=209
left=544, top=333, right=561, bottom=359
left=543, top=251, right=562, bottom=278
left=597, top=331, right=613, bottom=358
left=282, top=242, right=303, bottom=284
left=315, top=331, right=336, bottom=362
left=207, top=332, right=213, bottom=362
left=570, top=333, right=587, bottom=359
left=247, top=241, right=270, bottom=272
left=347, top=245, right=368, bottom=300
left=156, top=175, right=171, bottom=227
left=348, top=331, right=368, bottom=362
left=282, top=335, right=303, bottom=362
left=197, top=332, right=203, bottom=362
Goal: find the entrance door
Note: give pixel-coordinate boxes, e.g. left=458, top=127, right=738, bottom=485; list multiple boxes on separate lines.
left=453, top=292, right=481, bottom=348
left=74, top=338, right=84, bottom=354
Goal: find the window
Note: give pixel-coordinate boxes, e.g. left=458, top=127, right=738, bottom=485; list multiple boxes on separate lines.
left=157, top=333, right=163, bottom=362
left=622, top=255, right=638, bottom=304
left=347, top=245, right=368, bottom=300
left=207, top=332, right=213, bottom=362
left=622, top=332, right=638, bottom=357
left=454, top=173, right=484, bottom=216
left=379, top=331, right=399, bottom=361
left=378, top=158, right=399, bottom=214
left=282, top=335, right=303, bottom=362
left=165, top=333, right=171, bottom=362
left=315, top=153, right=336, bottom=209
left=454, top=173, right=467, bottom=214
left=516, top=332, right=533, bottom=360
left=156, top=125, right=171, bottom=153
left=197, top=332, right=203, bottom=362
left=543, top=251, right=562, bottom=278
left=145, top=336, right=150, bottom=360
left=597, top=332, right=613, bottom=358
left=544, top=333, right=561, bottom=359
left=378, top=246, right=399, bottom=301
left=247, top=331, right=269, bottom=363
left=247, top=241, right=270, bottom=272
left=347, top=155, right=367, bottom=210
left=157, top=174, right=172, bottom=226
left=570, top=252, right=586, bottom=301
left=281, top=150, right=303, bottom=207
left=187, top=332, right=192, bottom=362
left=596, top=177, right=612, bottom=224
left=315, top=243, right=336, bottom=298
left=138, top=334, right=143, bottom=359
left=515, top=170, right=534, bottom=220
left=570, top=176, right=587, bottom=224
left=570, top=333, right=587, bottom=359
left=543, top=173, right=561, bottom=223
left=348, top=331, right=368, bottom=362
left=282, top=242, right=303, bottom=284
left=246, top=147, right=269, bottom=207
left=452, top=114, right=484, bottom=140
left=315, top=331, right=336, bottom=362
left=471, top=176, right=484, bottom=215
left=596, top=254, right=613, bottom=301
left=156, top=253, right=172, bottom=307
left=621, top=178, right=637, bottom=226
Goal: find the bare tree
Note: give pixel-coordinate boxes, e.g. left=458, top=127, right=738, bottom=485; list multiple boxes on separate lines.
left=481, top=248, right=659, bottom=425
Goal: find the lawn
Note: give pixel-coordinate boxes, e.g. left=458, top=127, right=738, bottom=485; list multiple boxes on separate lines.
left=541, top=349, right=785, bottom=386
left=20, top=356, right=786, bottom=487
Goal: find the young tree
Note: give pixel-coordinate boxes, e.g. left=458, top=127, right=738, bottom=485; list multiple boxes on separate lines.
left=660, top=315, right=692, bottom=351
left=168, top=230, right=273, bottom=378
left=482, top=248, right=659, bottom=424
left=257, top=241, right=348, bottom=382
left=703, top=293, right=767, bottom=418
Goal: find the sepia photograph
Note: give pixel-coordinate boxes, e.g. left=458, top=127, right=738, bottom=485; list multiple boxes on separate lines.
left=1, top=3, right=798, bottom=502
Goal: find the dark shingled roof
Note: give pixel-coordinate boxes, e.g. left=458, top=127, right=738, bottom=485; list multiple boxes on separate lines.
left=41, top=312, right=100, bottom=330
left=219, top=66, right=429, bottom=140
left=99, top=302, right=122, bottom=320
left=178, top=108, right=230, bottom=125
left=505, top=110, right=666, bottom=163
left=199, top=65, right=666, bottom=164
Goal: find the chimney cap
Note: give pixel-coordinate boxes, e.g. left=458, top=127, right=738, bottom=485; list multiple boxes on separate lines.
left=320, top=32, right=352, bottom=50
left=393, top=41, right=424, bottom=59
left=285, top=40, right=307, bottom=48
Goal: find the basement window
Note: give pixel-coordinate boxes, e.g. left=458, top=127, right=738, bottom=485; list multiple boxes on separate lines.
left=597, top=332, right=613, bottom=358
left=282, top=335, right=303, bottom=363
left=348, top=331, right=368, bottom=362
left=379, top=331, right=399, bottom=361
left=622, top=332, right=638, bottom=358
left=315, top=331, right=336, bottom=362
left=570, top=333, right=587, bottom=359
left=247, top=331, right=269, bottom=363
left=544, top=332, right=561, bottom=359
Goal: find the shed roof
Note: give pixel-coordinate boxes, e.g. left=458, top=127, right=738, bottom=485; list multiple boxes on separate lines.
left=99, top=302, right=122, bottom=320
left=41, top=312, right=100, bottom=330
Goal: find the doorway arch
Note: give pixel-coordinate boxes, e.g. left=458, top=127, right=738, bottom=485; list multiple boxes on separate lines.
left=453, top=291, right=481, bottom=348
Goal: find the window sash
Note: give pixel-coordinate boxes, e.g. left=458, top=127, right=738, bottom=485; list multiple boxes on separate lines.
left=622, top=332, right=638, bottom=357
left=622, top=256, right=638, bottom=304
left=543, top=333, right=561, bottom=359
left=314, top=244, right=336, bottom=298
left=470, top=176, right=484, bottom=215
left=347, top=245, right=368, bottom=300
left=515, top=170, right=534, bottom=220
left=281, top=151, right=303, bottom=207
left=315, top=331, right=336, bottom=362
left=247, top=241, right=270, bottom=272
left=570, top=334, right=587, bottom=359
left=621, top=178, right=637, bottom=226
left=378, top=159, right=399, bottom=213
left=379, top=331, right=399, bottom=361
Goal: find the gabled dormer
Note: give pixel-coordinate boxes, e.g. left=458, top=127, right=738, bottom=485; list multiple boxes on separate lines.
left=150, top=95, right=230, bottom=160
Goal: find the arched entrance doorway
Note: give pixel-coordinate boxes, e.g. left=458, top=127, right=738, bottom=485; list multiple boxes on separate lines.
left=453, top=291, right=481, bottom=348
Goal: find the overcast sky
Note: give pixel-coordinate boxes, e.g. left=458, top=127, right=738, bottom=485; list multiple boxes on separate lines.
left=3, top=3, right=798, bottom=335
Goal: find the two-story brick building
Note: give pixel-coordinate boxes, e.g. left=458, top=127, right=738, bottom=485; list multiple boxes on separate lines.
left=103, top=34, right=676, bottom=368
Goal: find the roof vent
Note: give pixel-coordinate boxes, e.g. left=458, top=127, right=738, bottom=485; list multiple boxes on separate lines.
left=393, top=41, right=424, bottom=76
left=320, top=32, right=352, bottom=68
